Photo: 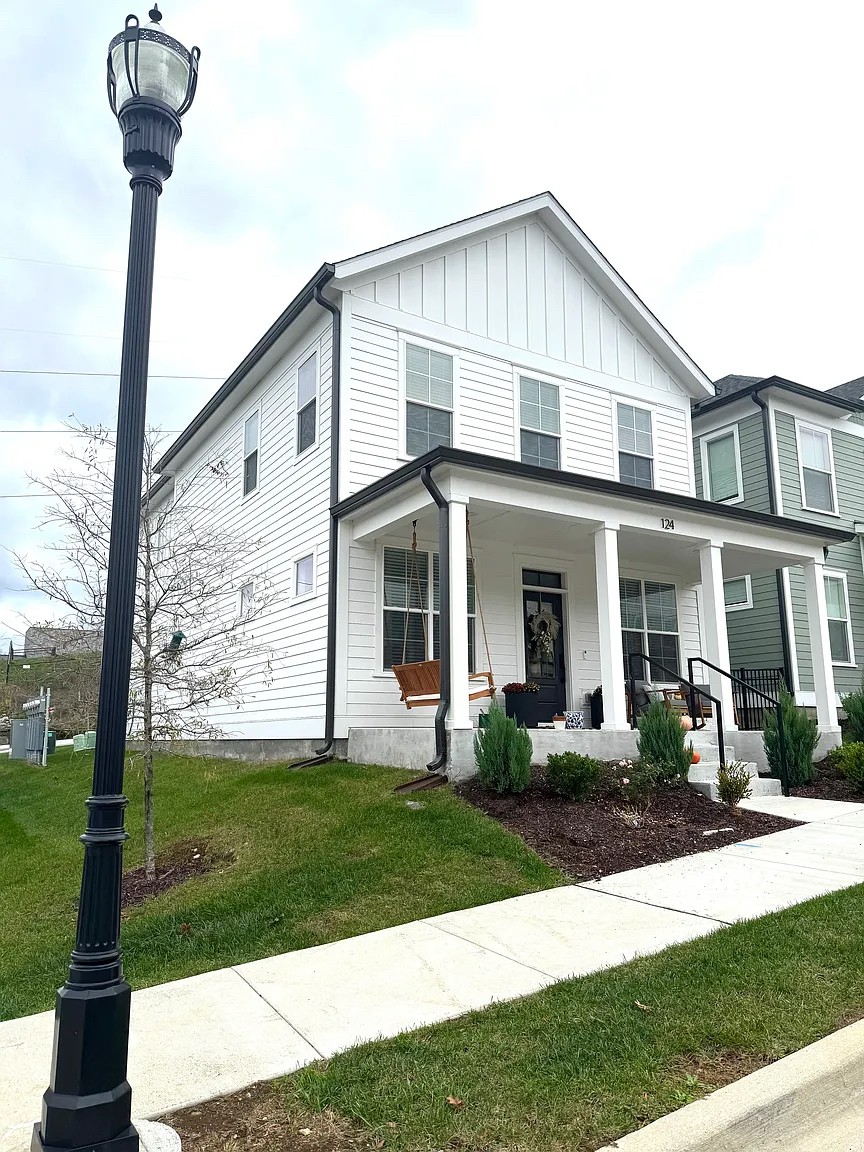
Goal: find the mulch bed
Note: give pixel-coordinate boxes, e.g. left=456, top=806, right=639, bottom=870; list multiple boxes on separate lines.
left=122, top=838, right=234, bottom=910
left=458, top=775, right=800, bottom=882
left=792, top=758, right=863, bottom=803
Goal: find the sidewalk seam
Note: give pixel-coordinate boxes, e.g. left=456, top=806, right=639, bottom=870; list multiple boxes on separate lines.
left=230, top=967, right=327, bottom=1061
left=420, top=919, right=560, bottom=980
left=575, top=885, right=732, bottom=926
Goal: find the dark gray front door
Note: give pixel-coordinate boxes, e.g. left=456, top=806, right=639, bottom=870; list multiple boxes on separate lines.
left=522, top=589, right=566, bottom=717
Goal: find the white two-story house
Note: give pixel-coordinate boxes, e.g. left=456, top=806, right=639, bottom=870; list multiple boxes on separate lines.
left=153, top=193, right=850, bottom=774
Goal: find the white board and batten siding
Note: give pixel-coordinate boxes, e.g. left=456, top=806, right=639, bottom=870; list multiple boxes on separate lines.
left=166, top=318, right=334, bottom=739
left=344, top=216, right=695, bottom=498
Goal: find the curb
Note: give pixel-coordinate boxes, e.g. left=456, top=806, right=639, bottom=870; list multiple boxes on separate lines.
left=597, top=1018, right=864, bottom=1151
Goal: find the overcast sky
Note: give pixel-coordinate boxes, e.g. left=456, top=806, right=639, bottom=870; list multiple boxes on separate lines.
left=3, top=0, right=864, bottom=645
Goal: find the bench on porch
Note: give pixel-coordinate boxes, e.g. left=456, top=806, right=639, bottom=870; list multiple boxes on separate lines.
left=391, top=659, right=495, bottom=709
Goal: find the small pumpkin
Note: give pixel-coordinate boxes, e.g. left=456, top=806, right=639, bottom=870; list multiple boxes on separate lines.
left=690, top=748, right=701, bottom=764
left=680, top=713, right=693, bottom=732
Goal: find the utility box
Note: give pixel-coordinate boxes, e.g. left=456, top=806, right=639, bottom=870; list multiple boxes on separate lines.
left=10, top=720, right=27, bottom=761
left=47, top=731, right=56, bottom=756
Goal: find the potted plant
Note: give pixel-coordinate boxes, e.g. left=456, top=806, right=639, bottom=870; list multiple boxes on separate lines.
left=502, top=681, right=546, bottom=728
left=552, top=713, right=566, bottom=730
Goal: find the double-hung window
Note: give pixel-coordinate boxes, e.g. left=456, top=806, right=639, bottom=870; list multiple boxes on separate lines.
left=703, top=428, right=742, bottom=502
left=294, top=554, right=315, bottom=599
left=297, top=352, right=318, bottom=456
left=239, top=581, right=255, bottom=615
left=797, top=423, right=836, bottom=512
left=617, top=404, right=654, bottom=488
left=382, top=546, right=475, bottom=671
left=519, top=376, right=560, bottom=469
left=243, top=411, right=259, bottom=496
left=619, top=577, right=680, bottom=678
left=723, top=575, right=753, bottom=611
left=405, top=343, right=453, bottom=457
left=824, top=573, right=853, bottom=664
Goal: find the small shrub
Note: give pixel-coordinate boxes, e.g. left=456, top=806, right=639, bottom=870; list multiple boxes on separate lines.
left=763, top=688, right=818, bottom=786
left=473, top=703, right=532, bottom=794
left=841, top=680, right=864, bottom=743
left=636, top=700, right=691, bottom=784
left=599, top=758, right=661, bottom=808
left=716, top=761, right=753, bottom=806
left=546, top=752, right=602, bottom=801
left=829, top=742, right=864, bottom=791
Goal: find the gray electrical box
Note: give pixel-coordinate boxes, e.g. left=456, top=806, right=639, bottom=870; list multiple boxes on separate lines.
left=10, top=720, right=27, bottom=761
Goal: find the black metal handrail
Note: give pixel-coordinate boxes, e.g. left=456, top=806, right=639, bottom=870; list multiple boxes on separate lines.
left=627, top=652, right=725, bottom=770
left=688, top=657, right=789, bottom=797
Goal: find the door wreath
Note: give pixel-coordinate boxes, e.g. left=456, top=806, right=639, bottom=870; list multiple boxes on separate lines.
left=528, top=606, right=560, bottom=663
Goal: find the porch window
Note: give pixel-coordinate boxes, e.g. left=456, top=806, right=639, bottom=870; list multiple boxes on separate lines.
left=619, top=577, right=680, bottom=679
left=617, top=404, right=654, bottom=488
left=382, top=546, right=474, bottom=671
left=703, top=428, right=742, bottom=503
left=520, top=376, right=560, bottom=469
left=723, top=575, right=753, bottom=611
left=824, top=572, right=853, bottom=664
left=797, top=423, right=836, bottom=513
left=405, top=343, right=453, bottom=457
left=243, top=411, right=259, bottom=496
left=297, top=352, right=318, bottom=456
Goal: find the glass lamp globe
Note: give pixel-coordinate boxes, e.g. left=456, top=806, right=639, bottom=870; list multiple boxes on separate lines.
left=108, top=6, right=200, bottom=118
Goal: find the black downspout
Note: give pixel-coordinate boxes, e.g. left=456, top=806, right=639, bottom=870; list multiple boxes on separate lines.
left=292, top=286, right=340, bottom=767
left=753, top=389, right=794, bottom=687
left=420, top=466, right=450, bottom=771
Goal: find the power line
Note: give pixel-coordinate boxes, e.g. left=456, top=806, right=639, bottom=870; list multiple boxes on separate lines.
left=0, top=325, right=178, bottom=344
left=0, top=252, right=194, bottom=282
left=0, top=370, right=224, bottom=379
left=0, top=494, right=52, bottom=499
left=0, top=428, right=184, bottom=434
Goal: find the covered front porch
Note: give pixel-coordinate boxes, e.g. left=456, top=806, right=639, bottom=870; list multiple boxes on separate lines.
left=333, top=448, right=850, bottom=773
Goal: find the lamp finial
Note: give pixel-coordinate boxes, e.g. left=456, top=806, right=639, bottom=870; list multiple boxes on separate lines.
left=149, top=4, right=163, bottom=22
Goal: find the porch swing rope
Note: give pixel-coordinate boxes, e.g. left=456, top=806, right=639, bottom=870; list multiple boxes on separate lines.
left=401, top=520, right=427, bottom=665
left=467, top=513, right=494, bottom=687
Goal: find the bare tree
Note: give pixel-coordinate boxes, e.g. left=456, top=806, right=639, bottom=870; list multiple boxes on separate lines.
left=15, top=425, right=277, bottom=878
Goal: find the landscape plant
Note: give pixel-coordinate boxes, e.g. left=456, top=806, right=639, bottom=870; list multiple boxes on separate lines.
left=474, top=702, right=532, bottom=794
left=763, top=687, right=818, bottom=787
left=545, top=751, right=602, bottom=801
left=829, top=742, right=864, bottom=791
left=636, top=699, right=691, bottom=783
left=716, top=760, right=753, bottom=806
left=841, top=679, right=864, bottom=743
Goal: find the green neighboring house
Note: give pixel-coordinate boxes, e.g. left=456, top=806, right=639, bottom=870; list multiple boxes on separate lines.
left=691, top=374, right=864, bottom=709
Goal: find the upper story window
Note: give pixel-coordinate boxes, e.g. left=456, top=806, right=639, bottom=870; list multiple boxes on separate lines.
left=243, top=411, right=259, bottom=496
left=824, top=572, right=853, bottom=664
left=723, top=575, right=753, bottom=611
left=617, top=404, right=653, bottom=488
left=702, top=427, right=742, bottom=503
left=294, top=553, right=315, bottom=599
left=239, top=580, right=255, bottom=615
left=297, top=352, right=318, bottom=456
left=405, top=343, right=453, bottom=457
left=519, top=376, right=560, bottom=469
left=797, top=423, right=836, bottom=513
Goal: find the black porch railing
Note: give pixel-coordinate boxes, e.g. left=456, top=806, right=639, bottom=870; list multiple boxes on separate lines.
left=732, top=667, right=786, bottom=731
left=627, top=652, right=726, bottom=770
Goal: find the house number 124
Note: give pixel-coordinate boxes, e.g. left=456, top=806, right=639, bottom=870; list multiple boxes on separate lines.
left=661, top=517, right=675, bottom=530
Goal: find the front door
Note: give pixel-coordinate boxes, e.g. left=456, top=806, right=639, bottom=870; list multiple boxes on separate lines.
left=522, top=588, right=567, bottom=718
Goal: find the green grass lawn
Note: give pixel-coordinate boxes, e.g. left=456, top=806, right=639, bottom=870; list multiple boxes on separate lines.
left=286, top=882, right=864, bottom=1152
left=0, top=748, right=561, bottom=1021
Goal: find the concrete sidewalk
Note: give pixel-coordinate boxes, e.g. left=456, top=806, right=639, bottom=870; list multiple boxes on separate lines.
left=4, top=796, right=864, bottom=1150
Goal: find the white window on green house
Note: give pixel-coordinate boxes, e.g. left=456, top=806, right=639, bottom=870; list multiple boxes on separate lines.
left=405, top=344, right=453, bottom=457
left=243, top=411, right=259, bottom=496
left=617, top=404, right=654, bottom=488
left=723, top=575, right=752, bottom=611
left=824, top=573, right=853, bottom=663
left=294, top=554, right=315, bottom=598
left=381, top=546, right=474, bottom=671
left=297, top=352, right=318, bottom=456
left=619, top=577, right=680, bottom=678
left=519, top=376, right=560, bottom=469
left=798, top=424, right=836, bottom=512
left=704, top=429, right=741, bottom=502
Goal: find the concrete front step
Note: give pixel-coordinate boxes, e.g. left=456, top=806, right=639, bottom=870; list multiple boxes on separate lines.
left=689, top=770, right=782, bottom=802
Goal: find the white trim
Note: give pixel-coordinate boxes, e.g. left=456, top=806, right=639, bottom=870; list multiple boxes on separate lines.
left=700, top=423, right=744, bottom=505
left=823, top=568, right=855, bottom=667
left=767, top=398, right=784, bottom=515
left=619, top=572, right=683, bottom=685
left=238, top=579, right=255, bottom=615
left=241, top=404, right=261, bottom=502
left=398, top=332, right=460, bottom=461
left=723, top=573, right=753, bottom=611
left=337, top=292, right=354, bottom=502
left=292, top=547, right=318, bottom=604
left=295, top=348, right=320, bottom=459
left=781, top=567, right=800, bottom=692
left=514, top=368, right=562, bottom=468
left=795, top=417, right=839, bottom=516
left=613, top=400, right=655, bottom=488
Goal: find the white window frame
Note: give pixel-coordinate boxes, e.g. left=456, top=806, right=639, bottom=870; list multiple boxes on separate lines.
left=398, top=334, right=459, bottom=461
left=292, top=550, right=317, bottom=603
left=517, top=373, right=561, bottom=470
left=795, top=419, right=838, bottom=515
left=296, top=350, right=319, bottom=458
left=242, top=407, right=260, bottom=500
left=619, top=575, right=681, bottom=682
left=723, top=574, right=753, bottom=612
left=239, top=580, right=255, bottom=616
left=614, top=401, right=655, bottom=489
left=824, top=569, right=855, bottom=666
left=700, top=424, right=744, bottom=504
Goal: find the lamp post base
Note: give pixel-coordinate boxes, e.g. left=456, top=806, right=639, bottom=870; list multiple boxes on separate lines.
left=32, top=1125, right=139, bottom=1152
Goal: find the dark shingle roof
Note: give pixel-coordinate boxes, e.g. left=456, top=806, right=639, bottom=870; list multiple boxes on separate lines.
left=827, top=376, right=864, bottom=403
left=694, top=373, right=864, bottom=416
left=713, top=374, right=766, bottom=396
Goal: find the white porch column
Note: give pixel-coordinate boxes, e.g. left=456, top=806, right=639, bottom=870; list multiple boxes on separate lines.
left=698, top=542, right=737, bottom=732
left=593, top=526, right=629, bottom=730
left=448, top=497, right=471, bottom=730
left=803, top=558, right=839, bottom=730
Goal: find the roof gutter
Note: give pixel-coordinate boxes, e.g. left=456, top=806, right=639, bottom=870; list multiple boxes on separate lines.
left=420, top=466, right=450, bottom=772
left=694, top=377, right=864, bottom=419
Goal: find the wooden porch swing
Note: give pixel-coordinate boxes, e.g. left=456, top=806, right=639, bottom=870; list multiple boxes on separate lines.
left=392, top=517, right=496, bottom=709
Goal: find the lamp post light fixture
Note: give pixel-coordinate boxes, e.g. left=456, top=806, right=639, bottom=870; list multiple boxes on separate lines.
left=32, top=9, right=200, bottom=1152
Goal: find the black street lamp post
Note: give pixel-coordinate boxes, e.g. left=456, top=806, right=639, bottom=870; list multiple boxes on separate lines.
left=32, top=9, right=199, bottom=1152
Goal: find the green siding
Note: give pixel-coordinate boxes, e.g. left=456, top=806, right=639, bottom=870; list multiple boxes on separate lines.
left=725, top=572, right=785, bottom=670
left=692, top=414, right=771, bottom=510
left=692, top=437, right=703, bottom=498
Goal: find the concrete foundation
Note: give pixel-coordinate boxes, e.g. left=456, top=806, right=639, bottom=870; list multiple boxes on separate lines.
left=126, top=738, right=348, bottom=764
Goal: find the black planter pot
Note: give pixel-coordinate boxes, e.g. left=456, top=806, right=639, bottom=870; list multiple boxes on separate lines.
left=590, top=692, right=604, bottom=730
left=504, top=693, right=554, bottom=728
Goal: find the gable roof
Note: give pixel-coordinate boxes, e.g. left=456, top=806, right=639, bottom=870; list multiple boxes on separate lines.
left=333, top=192, right=715, bottom=400
left=828, top=376, right=864, bottom=404
left=693, top=373, right=864, bottom=417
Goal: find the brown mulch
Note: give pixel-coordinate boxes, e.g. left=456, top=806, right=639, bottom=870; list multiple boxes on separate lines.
left=457, top=775, right=800, bottom=882
left=122, top=838, right=234, bottom=910
left=792, top=758, right=863, bottom=803
left=164, top=1081, right=374, bottom=1152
